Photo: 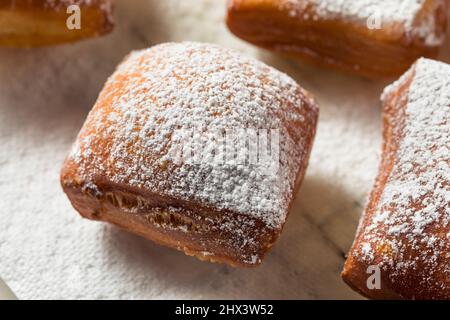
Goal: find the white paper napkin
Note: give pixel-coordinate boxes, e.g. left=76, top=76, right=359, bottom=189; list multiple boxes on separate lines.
left=0, top=0, right=449, bottom=300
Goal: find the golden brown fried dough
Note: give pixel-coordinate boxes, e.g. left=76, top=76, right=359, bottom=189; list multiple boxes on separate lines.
left=227, top=0, right=448, bottom=77
left=0, top=0, right=113, bottom=47
left=61, top=42, right=319, bottom=267
left=342, top=58, right=450, bottom=299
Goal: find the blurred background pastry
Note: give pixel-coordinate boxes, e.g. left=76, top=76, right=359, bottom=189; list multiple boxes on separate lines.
left=0, top=0, right=113, bottom=47
left=227, top=0, right=448, bottom=77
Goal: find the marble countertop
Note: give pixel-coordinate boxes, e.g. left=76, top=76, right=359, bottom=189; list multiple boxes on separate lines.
left=0, top=0, right=449, bottom=299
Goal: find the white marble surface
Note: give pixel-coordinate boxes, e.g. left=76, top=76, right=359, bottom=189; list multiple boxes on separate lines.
left=0, top=0, right=449, bottom=300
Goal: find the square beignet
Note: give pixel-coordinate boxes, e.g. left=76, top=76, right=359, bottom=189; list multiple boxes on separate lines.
left=227, top=0, right=448, bottom=77
left=0, top=0, right=113, bottom=47
left=61, top=42, right=319, bottom=267
left=342, top=58, right=450, bottom=299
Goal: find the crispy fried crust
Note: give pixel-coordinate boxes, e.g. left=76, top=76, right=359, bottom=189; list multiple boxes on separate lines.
left=226, top=0, right=448, bottom=77
left=342, top=70, right=414, bottom=300
left=0, top=0, right=113, bottom=47
left=60, top=42, right=319, bottom=267
left=60, top=173, right=278, bottom=267
left=61, top=160, right=313, bottom=267
left=342, top=59, right=450, bottom=299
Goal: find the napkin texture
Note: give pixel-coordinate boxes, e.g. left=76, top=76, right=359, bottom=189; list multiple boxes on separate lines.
left=0, top=0, right=449, bottom=299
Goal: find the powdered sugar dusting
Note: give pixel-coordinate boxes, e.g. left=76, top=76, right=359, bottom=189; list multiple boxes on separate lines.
left=68, top=42, right=318, bottom=229
left=358, top=58, right=450, bottom=292
left=282, top=0, right=445, bottom=45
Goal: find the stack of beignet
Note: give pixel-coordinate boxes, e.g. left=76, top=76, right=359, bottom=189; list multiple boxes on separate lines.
left=0, top=0, right=113, bottom=47
left=342, top=58, right=450, bottom=299
left=227, top=0, right=448, bottom=77
left=60, top=42, right=319, bottom=267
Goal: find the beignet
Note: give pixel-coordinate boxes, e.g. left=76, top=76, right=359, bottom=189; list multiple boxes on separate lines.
left=342, top=58, right=450, bottom=299
left=60, top=42, right=319, bottom=267
left=227, top=0, right=448, bottom=77
left=0, top=0, right=113, bottom=47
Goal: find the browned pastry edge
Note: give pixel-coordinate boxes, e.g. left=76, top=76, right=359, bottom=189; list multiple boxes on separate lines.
left=61, top=132, right=315, bottom=268
left=60, top=42, right=319, bottom=268
left=61, top=174, right=273, bottom=268
left=226, top=0, right=447, bottom=78
left=341, top=62, right=450, bottom=300
left=341, top=68, right=416, bottom=300
left=0, top=0, right=114, bottom=47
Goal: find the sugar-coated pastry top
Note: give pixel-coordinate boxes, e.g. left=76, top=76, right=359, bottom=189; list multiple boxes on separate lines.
left=281, top=0, right=445, bottom=45
left=68, top=42, right=318, bottom=229
left=357, top=58, right=450, bottom=291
